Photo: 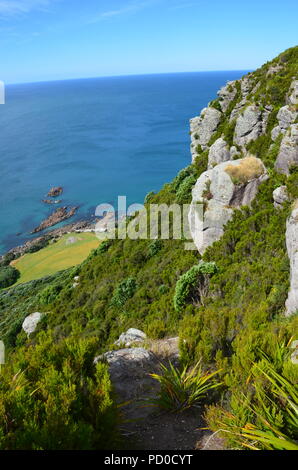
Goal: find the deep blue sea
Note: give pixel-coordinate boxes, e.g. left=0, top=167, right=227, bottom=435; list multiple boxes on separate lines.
left=0, top=71, right=246, bottom=254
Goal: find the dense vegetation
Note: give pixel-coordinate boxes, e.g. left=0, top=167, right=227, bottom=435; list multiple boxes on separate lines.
left=0, top=46, right=297, bottom=450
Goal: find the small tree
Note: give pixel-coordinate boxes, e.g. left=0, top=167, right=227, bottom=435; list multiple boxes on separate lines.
left=173, top=261, right=218, bottom=312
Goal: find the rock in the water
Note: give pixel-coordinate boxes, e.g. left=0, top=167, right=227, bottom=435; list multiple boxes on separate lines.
left=190, top=107, right=221, bottom=160
left=275, top=124, right=298, bottom=175
left=234, top=105, right=267, bottom=148
left=273, top=186, right=289, bottom=209
left=217, top=81, right=237, bottom=112
left=115, top=328, right=147, bottom=347
left=208, top=138, right=230, bottom=168
left=31, top=206, right=78, bottom=233
left=285, top=202, right=298, bottom=316
left=22, top=312, right=44, bottom=336
left=188, top=157, right=268, bottom=254
left=47, top=186, right=63, bottom=197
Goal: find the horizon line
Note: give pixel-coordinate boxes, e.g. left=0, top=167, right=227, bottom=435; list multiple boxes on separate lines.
left=5, top=69, right=251, bottom=86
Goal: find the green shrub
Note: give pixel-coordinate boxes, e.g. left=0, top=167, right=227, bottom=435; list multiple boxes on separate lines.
left=112, top=278, right=137, bottom=307
left=0, top=334, right=120, bottom=450
left=0, top=266, right=20, bottom=288
left=38, top=284, right=63, bottom=305
left=148, top=240, right=163, bottom=257
left=174, top=262, right=218, bottom=312
left=175, top=175, right=196, bottom=204
left=26, top=238, right=49, bottom=254
left=144, top=191, right=156, bottom=204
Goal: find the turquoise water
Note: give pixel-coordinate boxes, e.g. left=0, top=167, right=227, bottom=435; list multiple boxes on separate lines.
left=0, top=71, right=246, bottom=254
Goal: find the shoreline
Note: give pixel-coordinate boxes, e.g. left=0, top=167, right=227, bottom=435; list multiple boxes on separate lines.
left=1, top=218, right=97, bottom=262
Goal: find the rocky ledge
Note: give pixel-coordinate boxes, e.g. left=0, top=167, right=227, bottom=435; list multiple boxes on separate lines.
left=31, top=206, right=78, bottom=234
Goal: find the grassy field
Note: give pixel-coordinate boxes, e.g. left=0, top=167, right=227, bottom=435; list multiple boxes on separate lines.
left=12, top=232, right=100, bottom=285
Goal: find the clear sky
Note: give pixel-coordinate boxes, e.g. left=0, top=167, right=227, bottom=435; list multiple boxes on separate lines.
left=0, top=0, right=297, bottom=84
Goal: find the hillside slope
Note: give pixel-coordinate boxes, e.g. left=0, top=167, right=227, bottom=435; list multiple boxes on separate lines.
left=0, top=46, right=297, bottom=450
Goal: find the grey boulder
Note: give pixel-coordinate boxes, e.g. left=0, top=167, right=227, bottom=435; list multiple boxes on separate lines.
left=285, top=203, right=298, bottom=316
left=208, top=138, right=230, bottom=168
left=275, top=124, right=298, bottom=175
left=115, top=328, right=146, bottom=347
left=22, top=312, right=44, bottom=336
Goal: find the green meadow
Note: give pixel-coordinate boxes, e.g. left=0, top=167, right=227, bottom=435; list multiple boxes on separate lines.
left=12, top=232, right=100, bottom=285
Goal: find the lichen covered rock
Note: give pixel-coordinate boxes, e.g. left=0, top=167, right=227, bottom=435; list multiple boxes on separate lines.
left=285, top=202, right=298, bottom=316
left=115, top=328, right=146, bottom=347
left=273, top=186, right=289, bottom=209
left=208, top=138, right=230, bottom=168
left=275, top=124, right=298, bottom=174
left=217, top=81, right=237, bottom=112
left=190, top=107, right=221, bottom=160
left=188, top=157, right=268, bottom=254
left=234, top=105, right=268, bottom=148
left=22, top=312, right=44, bottom=336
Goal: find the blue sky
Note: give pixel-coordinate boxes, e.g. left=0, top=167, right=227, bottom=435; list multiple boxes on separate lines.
left=0, top=0, right=297, bottom=84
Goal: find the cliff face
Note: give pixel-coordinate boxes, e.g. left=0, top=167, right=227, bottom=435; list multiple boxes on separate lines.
left=188, top=46, right=298, bottom=314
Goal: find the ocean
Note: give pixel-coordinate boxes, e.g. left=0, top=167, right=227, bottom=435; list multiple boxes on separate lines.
left=0, top=71, right=246, bottom=254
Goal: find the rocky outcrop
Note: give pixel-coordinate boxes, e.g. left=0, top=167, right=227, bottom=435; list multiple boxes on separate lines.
left=285, top=202, right=298, bottom=316
left=115, top=328, right=147, bottom=347
left=275, top=124, right=298, bottom=174
left=188, top=157, right=268, bottom=254
left=217, top=81, right=237, bottom=112
left=287, top=79, right=298, bottom=106
left=190, top=107, right=221, bottom=160
left=273, top=186, right=289, bottom=209
left=271, top=106, right=297, bottom=141
left=42, top=199, right=62, bottom=205
left=94, top=348, right=157, bottom=403
left=31, top=206, right=78, bottom=233
left=207, top=138, right=230, bottom=168
left=47, top=186, right=63, bottom=197
left=234, top=105, right=269, bottom=148
left=22, top=312, right=44, bottom=336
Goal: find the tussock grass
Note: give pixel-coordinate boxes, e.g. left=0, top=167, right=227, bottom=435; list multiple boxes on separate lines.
left=225, top=156, right=264, bottom=184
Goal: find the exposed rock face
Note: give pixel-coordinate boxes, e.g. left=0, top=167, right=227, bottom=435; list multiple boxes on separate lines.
left=188, top=157, right=268, bottom=254
left=287, top=79, right=298, bottom=106
left=217, top=81, right=237, bottom=112
left=22, top=312, right=44, bottom=336
left=275, top=124, right=298, bottom=174
left=271, top=106, right=297, bottom=141
left=285, top=203, right=298, bottom=316
left=94, top=348, right=157, bottom=403
left=208, top=138, right=230, bottom=168
left=234, top=105, right=268, bottom=147
left=31, top=206, right=78, bottom=233
left=190, top=107, right=221, bottom=160
left=273, top=186, right=289, bottom=209
left=115, top=328, right=147, bottom=347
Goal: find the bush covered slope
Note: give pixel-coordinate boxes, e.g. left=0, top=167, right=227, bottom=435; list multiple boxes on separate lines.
left=0, top=46, right=297, bottom=450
